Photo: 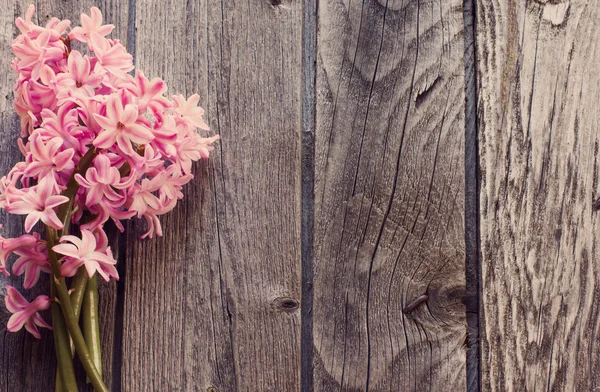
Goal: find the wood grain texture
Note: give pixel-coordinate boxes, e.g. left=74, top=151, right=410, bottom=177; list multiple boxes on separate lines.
left=477, top=0, right=600, bottom=390
left=0, top=3, right=54, bottom=391
left=0, top=2, right=130, bottom=390
left=313, top=0, right=468, bottom=390
left=121, top=0, right=302, bottom=390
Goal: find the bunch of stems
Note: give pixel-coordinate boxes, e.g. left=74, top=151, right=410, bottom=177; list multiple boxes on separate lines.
left=46, top=147, right=107, bottom=392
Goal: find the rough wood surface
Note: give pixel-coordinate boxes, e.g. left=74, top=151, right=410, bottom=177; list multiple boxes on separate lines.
left=313, top=0, right=468, bottom=390
left=121, top=0, right=302, bottom=391
left=477, top=0, right=600, bottom=390
left=0, top=2, right=128, bottom=391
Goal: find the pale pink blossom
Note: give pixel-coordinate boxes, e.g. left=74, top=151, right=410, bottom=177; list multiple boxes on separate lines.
left=127, top=176, right=164, bottom=217
left=12, top=240, right=50, bottom=289
left=0, top=229, right=39, bottom=276
left=75, top=154, right=136, bottom=207
left=12, top=31, right=65, bottom=81
left=36, top=104, right=90, bottom=153
left=0, top=231, right=39, bottom=267
left=69, top=7, right=114, bottom=43
left=174, top=133, right=220, bottom=174
left=89, top=33, right=133, bottom=79
left=6, top=177, right=69, bottom=232
left=24, top=134, right=75, bottom=187
left=122, top=71, right=171, bottom=114
left=53, top=229, right=118, bottom=281
left=93, top=93, right=154, bottom=154
left=172, top=94, right=210, bottom=130
left=15, top=5, right=69, bottom=41
left=5, top=286, right=52, bottom=339
left=53, top=50, right=104, bottom=100
left=159, top=167, right=193, bottom=201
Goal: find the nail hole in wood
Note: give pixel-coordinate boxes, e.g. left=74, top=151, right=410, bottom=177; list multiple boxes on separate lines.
left=271, top=296, right=300, bottom=313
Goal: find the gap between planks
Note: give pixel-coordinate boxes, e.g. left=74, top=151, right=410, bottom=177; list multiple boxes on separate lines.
left=463, top=0, right=481, bottom=391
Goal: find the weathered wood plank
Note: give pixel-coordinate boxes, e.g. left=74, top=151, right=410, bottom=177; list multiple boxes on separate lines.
left=0, top=4, right=54, bottom=392
left=477, top=1, right=600, bottom=390
left=0, top=2, right=130, bottom=390
left=122, top=0, right=303, bottom=390
left=313, top=0, right=468, bottom=390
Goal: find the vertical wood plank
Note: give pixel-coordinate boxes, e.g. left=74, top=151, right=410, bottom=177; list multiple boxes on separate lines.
left=313, top=0, right=468, bottom=390
left=0, top=3, right=53, bottom=391
left=478, top=1, right=600, bottom=390
left=0, top=2, right=130, bottom=390
left=122, top=0, right=303, bottom=390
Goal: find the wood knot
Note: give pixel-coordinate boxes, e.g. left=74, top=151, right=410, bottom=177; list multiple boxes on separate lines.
left=271, top=296, right=299, bottom=313
left=268, top=0, right=282, bottom=5
left=207, top=387, right=219, bottom=392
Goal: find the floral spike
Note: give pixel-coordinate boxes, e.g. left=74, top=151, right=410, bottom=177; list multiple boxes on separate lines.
left=2, top=2, right=218, bottom=353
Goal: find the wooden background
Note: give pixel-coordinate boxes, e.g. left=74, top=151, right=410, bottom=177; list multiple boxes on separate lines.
left=0, top=0, right=597, bottom=391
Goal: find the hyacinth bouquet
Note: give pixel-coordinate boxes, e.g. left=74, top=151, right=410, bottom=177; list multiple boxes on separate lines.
left=2, top=5, right=218, bottom=391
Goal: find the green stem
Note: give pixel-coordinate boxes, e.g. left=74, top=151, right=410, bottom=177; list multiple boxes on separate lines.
left=52, top=146, right=99, bottom=390
left=71, top=268, right=89, bottom=319
left=55, top=257, right=90, bottom=391
left=51, top=280, right=77, bottom=392
left=47, top=227, right=108, bottom=392
left=83, top=275, right=102, bottom=382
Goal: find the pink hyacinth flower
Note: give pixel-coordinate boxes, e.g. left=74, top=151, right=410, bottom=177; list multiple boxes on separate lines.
left=127, top=175, right=164, bottom=218
left=172, top=94, right=210, bottom=130
left=69, top=6, right=114, bottom=43
left=5, top=286, right=52, bottom=339
left=54, top=50, right=104, bottom=100
left=88, top=33, right=133, bottom=80
left=0, top=231, right=40, bottom=276
left=12, top=240, right=50, bottom=289
left=24, top=134, right=75, bottom=187
left=53, top=229, right=118, bottom=282
left=75, top=154, right=136, bottom=207
left=6, top=177, right=69, bottom=232
left=121, top=71, right=171, bottom=113
left=93, top=93, right=154, bottom=154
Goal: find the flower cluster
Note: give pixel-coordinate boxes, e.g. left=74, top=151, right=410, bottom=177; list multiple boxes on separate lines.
left=2, top=5, right=218, bottom=338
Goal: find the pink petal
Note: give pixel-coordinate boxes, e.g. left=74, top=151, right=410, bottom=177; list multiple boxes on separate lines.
left=24, top=212, right=41, bottom=233
left=5, top=286, right=29, bottom=312
left=121, top=104, right=139, bottom=125
left=126, top=123, right=154, bottom=145
left=84, top=260, right=98, bottom=279
left=7, top=311, right=28, bottom=332
left=60, top=257, right=83, bottom=277
left=93, top=129, right=117, bottom=149
left=54, top=149, right=75, bottom=170
left=40, top=210, right=64, bottom=230
left=94, top=154, right=112, bottom=179
left=93, top=113, right=116, bottom=130
left=33, top=312, right=52, bottom=330
left=52, top=243, right=80, bottom=259
left=106, top=94, right=123, bottom=121
left=80, top=230, right=98, bottom=255
left=24, top=319, right=42, bottom=339
left=45, top=195, right=69, bottom=209
left=75, top=173, right=92, bottom=188
left=23, top=267, right=41, bottom=289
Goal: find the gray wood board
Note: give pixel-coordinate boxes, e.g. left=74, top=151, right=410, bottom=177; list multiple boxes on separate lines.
left=121, top=0, right=303, bottom=390
left=313, top=0, right=468, bottom=390
left=477, top=0, right=600, bottom=390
